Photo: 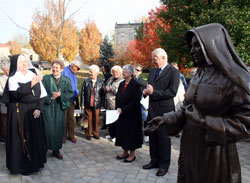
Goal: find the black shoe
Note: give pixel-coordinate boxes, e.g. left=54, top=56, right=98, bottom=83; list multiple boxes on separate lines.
left=123, top=156, right=136, bottom=163
left=156, top=168, right=168, bottom=176
left=116, top=154, right=129, bottom=160
left=21, top=172, right=31, bottom=176
left=142, top=163, right=159, bottom=169
left=93, top=136, right=100, bottom=140
left=86, top=136, right=91, bottom=140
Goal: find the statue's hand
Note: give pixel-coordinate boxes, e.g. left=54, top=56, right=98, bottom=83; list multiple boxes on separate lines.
left=144, top=116, right=164, bottom=133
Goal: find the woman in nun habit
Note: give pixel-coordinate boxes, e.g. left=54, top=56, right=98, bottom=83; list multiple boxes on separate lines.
left=3, top=54, right=47, bottom=175
left=145, top=23, right=250, bottom=183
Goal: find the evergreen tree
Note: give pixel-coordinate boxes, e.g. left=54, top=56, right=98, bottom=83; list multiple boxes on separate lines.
left=159, top=0, right=250, bottom=66
left=99, top=35, right=114, bottom=66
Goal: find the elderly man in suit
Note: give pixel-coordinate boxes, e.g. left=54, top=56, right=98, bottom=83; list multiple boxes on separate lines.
left=143, top=48, right=180, bottom=176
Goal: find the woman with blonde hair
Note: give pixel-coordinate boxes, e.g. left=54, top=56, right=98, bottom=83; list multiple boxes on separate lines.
left=105, top=65, right=124, bottom=139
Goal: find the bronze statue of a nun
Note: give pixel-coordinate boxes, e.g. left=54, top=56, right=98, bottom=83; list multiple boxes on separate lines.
left=145, top=23, right=250, bottom=183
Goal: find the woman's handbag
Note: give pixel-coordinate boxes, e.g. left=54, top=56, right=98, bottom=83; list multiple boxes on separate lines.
left=79, top=109, right=88, bottom=129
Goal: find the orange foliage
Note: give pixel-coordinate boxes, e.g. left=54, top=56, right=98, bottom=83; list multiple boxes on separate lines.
left=8, top=40, right=22, bottom=55
left=61, top=20, right=79, bottom=62
left=126, top=6, right=170, bottom=68
left=113, top=46, right=136, bottom=66
left=79, top=20, right=102, bottom=65
left=179, top=58, right=191, bottom=75
left=29, top=0, right=79, bottom=62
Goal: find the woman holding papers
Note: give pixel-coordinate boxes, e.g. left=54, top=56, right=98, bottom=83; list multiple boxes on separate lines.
left=115, top=64, right=143, bottom=163
left=105, top=65, right=123, bottom=138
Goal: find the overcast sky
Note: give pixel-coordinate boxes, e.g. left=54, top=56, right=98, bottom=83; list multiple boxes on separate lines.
left=0, top=0, right=161, bottom=43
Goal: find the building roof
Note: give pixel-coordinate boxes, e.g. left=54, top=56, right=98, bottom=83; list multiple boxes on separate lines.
left=0, top=43, right=9, bottom=48
left=115, top=22, right=141, bottom=28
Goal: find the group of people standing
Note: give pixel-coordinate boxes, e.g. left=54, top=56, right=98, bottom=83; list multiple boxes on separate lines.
left=1, top=48, right=177, bottom=175
left=0, top=53, right=149, bottom=175
left=0, top=23, right=249, bottom=183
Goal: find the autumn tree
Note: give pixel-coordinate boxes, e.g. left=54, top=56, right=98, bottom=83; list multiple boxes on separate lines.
left=30, top=0, right=79, bottom=62
left=61, top=20, right=79, bottom=62
left=126, top=6, right=170, bottom=68
left=79, top=20, right=102, bottom=65
left=12, top=33, right=30, bottom=48
left=8, top=40, right=22, bottom=55
left=99, top=35, right=114, bottom=66
left=113, top=44, right=135, bottom=66
left=159, top=0, right=250, bottom=65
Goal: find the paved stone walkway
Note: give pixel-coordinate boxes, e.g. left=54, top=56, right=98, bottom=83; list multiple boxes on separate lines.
left=0, top=126, right=249, bottom=183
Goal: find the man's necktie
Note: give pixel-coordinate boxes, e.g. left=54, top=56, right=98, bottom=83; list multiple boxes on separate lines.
left=154, top=68, right=161, bottom=81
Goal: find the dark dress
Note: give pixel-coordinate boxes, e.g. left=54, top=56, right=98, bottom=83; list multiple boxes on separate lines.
left=115, top=78, right=143, bottom=150
left=6, top=76, right=47, bottom=174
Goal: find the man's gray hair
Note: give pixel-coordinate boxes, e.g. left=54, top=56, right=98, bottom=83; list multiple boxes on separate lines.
left=152, top=48, right=168, bottom=61
left=1, top=60, right=10, bottom=70
left=89, top=64, right=100, bottom=75
left=123, top=64, right=134, bottom=75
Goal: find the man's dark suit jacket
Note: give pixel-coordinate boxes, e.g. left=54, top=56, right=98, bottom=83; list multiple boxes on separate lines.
left=147, top=64, right=180, bottom=119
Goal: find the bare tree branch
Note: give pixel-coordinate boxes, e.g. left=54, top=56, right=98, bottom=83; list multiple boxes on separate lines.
left=0, top=6, right=30, bottom=32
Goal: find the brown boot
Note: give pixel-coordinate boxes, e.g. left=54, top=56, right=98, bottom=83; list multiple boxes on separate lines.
left=1, top=117, right=6, bottom=142
left=62, top=137, right=66, bottom=143
left=52, top=150, right=63, bottom=159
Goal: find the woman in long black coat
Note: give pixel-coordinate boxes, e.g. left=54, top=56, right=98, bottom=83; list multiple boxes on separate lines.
left=3, top=54, right=47, bottom=175
left=115, top=64, right=143, bottom=163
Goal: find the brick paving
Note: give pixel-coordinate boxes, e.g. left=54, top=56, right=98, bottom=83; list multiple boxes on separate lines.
left=0, top=126, right=249, bottom=183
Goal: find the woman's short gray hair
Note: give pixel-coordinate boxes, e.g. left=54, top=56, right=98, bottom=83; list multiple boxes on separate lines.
left=123, top=64, right=134, bottom=75
left=111, top=65, right=122, bottom=76
left=89, top=64, right=100, bottom=75
left=1, top=60, right=10, bottom=70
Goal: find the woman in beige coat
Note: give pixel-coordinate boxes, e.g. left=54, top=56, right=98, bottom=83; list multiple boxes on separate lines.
left=105, top=65, right=124, bottom=139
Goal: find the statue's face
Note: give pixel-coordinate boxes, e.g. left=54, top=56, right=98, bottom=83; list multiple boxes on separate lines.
left=190, top=36, right=206, bottom=67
